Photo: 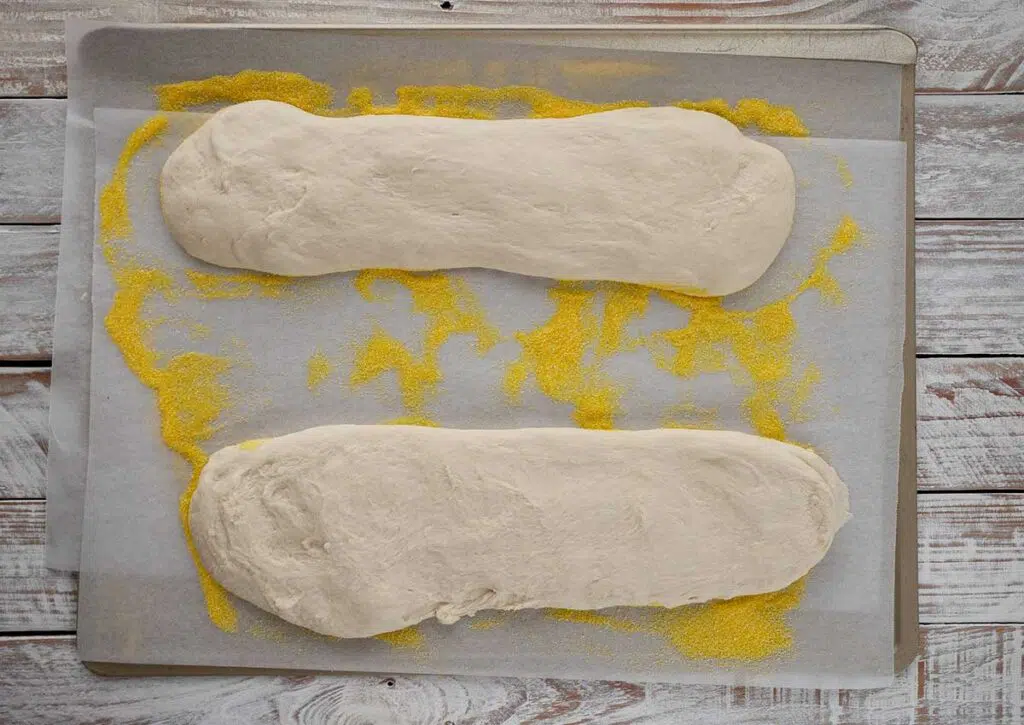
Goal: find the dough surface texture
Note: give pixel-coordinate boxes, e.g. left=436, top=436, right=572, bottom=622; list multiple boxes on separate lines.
left=190, top=425, right=849, bottom=638
left=160, top=100, right=796, bottom=296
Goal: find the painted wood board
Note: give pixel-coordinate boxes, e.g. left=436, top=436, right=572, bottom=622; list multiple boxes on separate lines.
left=917, top=221, right=1024, bottom=355
left=1, top=625, right=1023, bottom=723
left=918, top=493, right=1024, bottom=625
left=0, top=100, right=64, bottom=223
left=1, top=1, right=1023, bottom=96
left=0, top=369, right=49, bottom=499
left=0, top=502, right=77, bottom=633
left=0, top=226, right=59, bottom=360
left=918, top=358, right=1024, bottom=491
left=916, top=94, right=1024, bottom=220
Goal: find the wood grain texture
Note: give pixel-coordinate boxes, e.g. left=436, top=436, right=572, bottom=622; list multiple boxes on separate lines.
left=0, top=100, right=64, bottom=224
left=917, top=221, right=1024, bottom=356
left=919, top=359, right=1024, bottom=491
left=0, top=2, right=159, bottom=97
left=3, top=494, right=1023, bottom=635
left=2, top=0, right=1024, bottom=96
left=1, top=626, right=1024, bottom=724
left=0, top=502, right=77, bottom=633
left=919, top=494, right=1024, bottom=625
left=0, top=226, right=59, bottom=360
left=0, top=369, right=50, bottom=499
left=916, top=94, right=1024, bottom=220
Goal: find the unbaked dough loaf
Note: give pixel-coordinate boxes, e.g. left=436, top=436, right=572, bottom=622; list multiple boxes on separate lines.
left=190, top=425, right=849, bottom=638
left=160, top=100, right=796, bottom=296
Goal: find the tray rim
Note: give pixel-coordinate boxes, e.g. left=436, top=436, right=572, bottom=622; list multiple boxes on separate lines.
left=70, top=20, right=917, bottom=65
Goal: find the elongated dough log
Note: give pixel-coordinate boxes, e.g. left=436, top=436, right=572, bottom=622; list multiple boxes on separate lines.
left=160, top=100, right=796, bottom=296
left=190, top=426, right=849, bottom=638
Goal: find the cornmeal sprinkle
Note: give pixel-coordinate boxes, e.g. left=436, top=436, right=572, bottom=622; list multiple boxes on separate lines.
left=374, top=625, right=426, bottom=649
left=306, top=349, right=333, bottom=392
left=504, top=282, right=621, bottom=430
left=351, top=269, right=497, bottom=418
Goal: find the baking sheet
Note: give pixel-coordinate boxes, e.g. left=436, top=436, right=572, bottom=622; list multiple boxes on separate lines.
left=48, top=21, right=907, bottom=571
left=76, top=104, right=906, bottom=687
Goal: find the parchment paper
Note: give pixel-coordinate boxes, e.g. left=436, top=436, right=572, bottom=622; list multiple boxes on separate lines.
left=48, top=21, right=905, bottom=571
left=76, top=105, right=906, bottom=688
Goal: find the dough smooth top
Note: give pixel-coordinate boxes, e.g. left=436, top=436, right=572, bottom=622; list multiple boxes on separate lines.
left=160, top=100, right=796, bottom=296
left=190, top=425, right=849, bottom=639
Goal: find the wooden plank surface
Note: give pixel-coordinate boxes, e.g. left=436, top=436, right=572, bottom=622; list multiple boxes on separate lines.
left=916, top=94, right=1024, bottom=220
left=3, top=0, right=1024, bottom=96
left=0, top=100, right=64, bottom=223
left=919, top=493, right=1024, bottom=624
left=4, top=96, right=1022, bottom=228
left=919, top=359, right=1024, bottom=491
left=917, top=221, right=1024, bottom=356
left=4, top=494, right=1022, bottom=634
left=0, top=226, right=59, bottom=360
left=0, top=369, right=49, bottom=499
left=1, top=625, right=1023, bottom=724
left=0, top=502, right=76, bottom=633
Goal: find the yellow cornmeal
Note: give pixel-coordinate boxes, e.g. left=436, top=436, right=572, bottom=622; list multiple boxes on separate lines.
left=97, top=112, right=240, bottom=630
left=156, top=70, right=808, bottom=136
left=654, top=578, right=806, bottom=660
left=387, top=415, right=440, bottom=427
left=188, top=321, right=211, bottom=340
left=789, top=363, right=823, bottom=424
left=350, top=327, right=442, bottom=411
left=675, top=97, right=808, bottom=137
left=99, top=70, right=839, bottom=657
left=661, top=401, right=720, bottom=430
left=504, top=282, right=621, bottom=430
left=339, top=84, right=808, bottom=137
left=596, top=282, right=650, bottom=358
left=835, top=156, right=855, bottom=188
left=351, top=269, right=497, bottom=418
left=185, top=269, right=291, bottom=300
left=98, top=115, right=169, bottom=264
left=549, top=608, right=645, bottom=634
left=306, top=349, right=333, bottom=392
left=649, top=216, right=861, bottom=441
left=549, top=579, right=805, bottom=661
left=794, top=215, right=861, bottom=304
left=374, top=625, right=426, bottom=649
left=156, top=70, right=334, bottom=113
left=238, top=438, right=267, bottom=451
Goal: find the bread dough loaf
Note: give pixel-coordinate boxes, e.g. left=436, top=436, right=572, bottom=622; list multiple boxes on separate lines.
left=190, top=425, right=849, bottom=638
left=160, top=100, right=796, bottom=296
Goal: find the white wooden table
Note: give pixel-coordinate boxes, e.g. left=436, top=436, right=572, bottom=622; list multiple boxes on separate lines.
left=1, top=3, right=1022, bottom=723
